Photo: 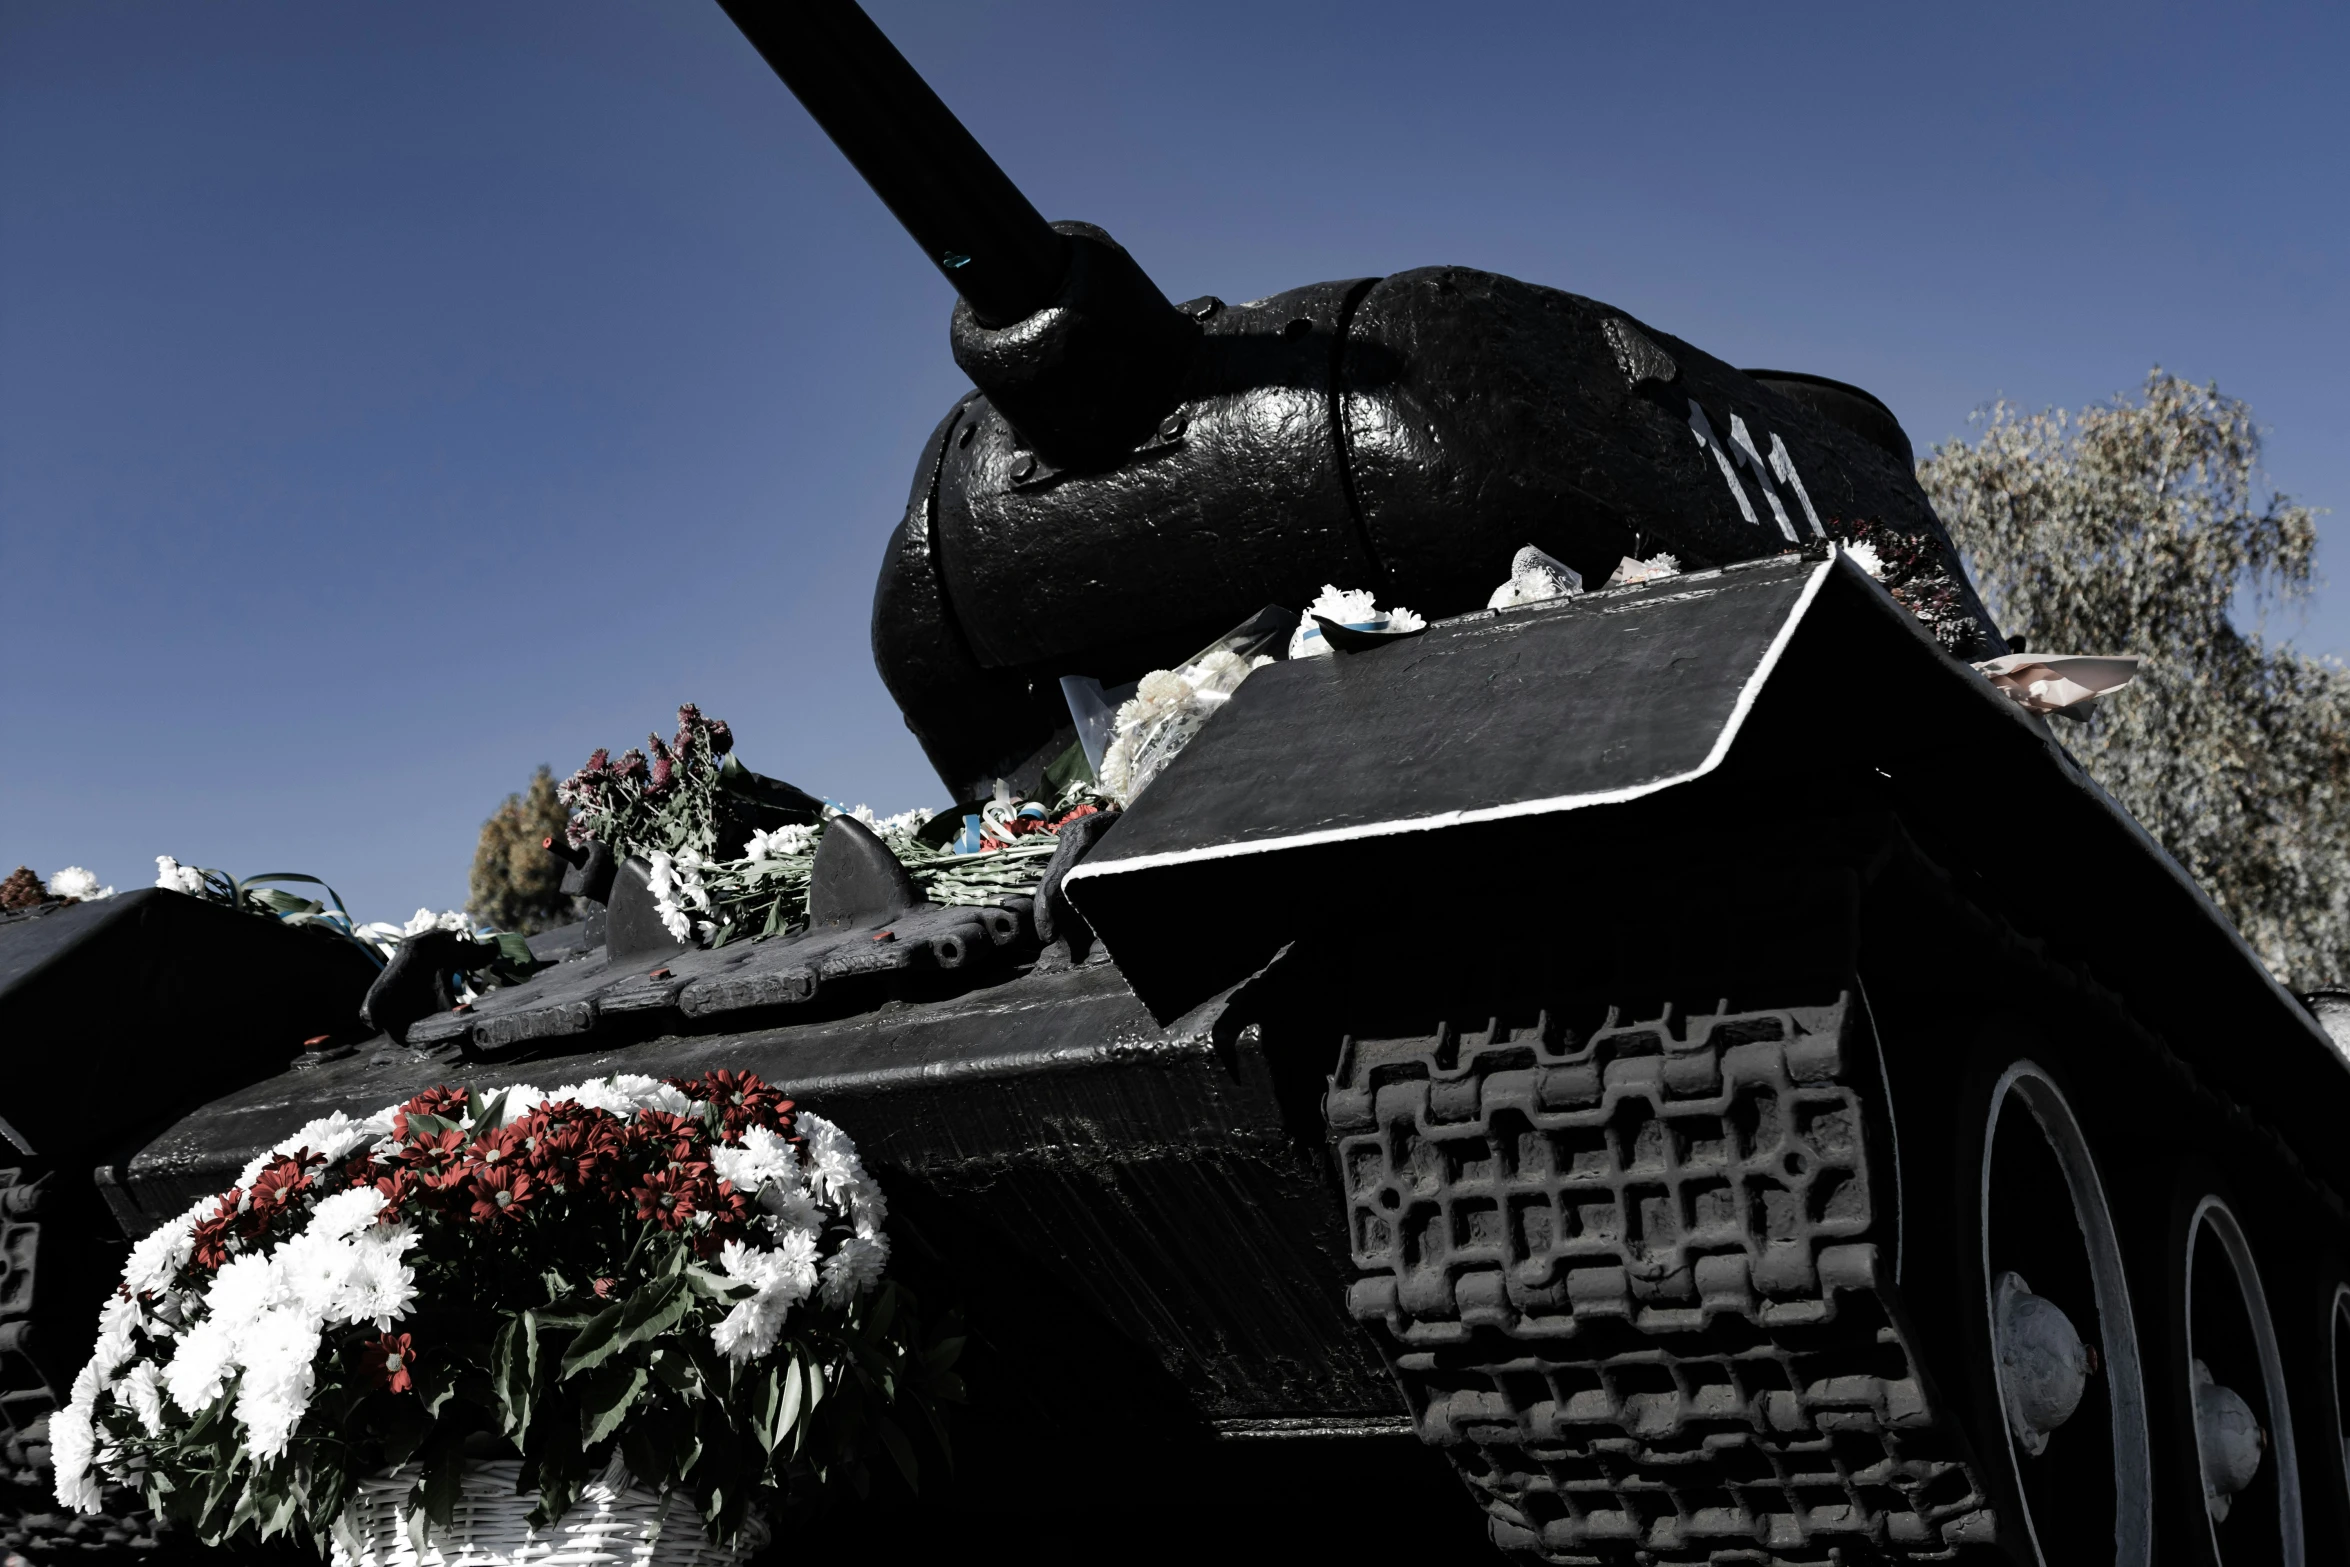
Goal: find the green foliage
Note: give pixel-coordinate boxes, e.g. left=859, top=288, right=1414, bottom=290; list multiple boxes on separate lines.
left=1920, top=369, right=2348, bottom=985
left=470, top=766, right=573, bottom=935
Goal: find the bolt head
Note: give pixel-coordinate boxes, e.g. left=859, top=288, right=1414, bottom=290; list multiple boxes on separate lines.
left=1994, top=1272, right=2091, bottom=1455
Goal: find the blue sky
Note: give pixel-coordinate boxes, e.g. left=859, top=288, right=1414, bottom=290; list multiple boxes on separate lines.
left=5, top=1, right=2345, bottom=921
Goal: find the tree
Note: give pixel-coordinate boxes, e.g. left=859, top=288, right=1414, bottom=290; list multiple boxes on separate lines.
left=468, top=766, right=573, bottom=935
left=1919, top=370, right=2350, bottom=987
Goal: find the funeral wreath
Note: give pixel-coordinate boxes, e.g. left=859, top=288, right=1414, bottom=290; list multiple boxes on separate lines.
left=53, top=1071, right=960, bottom=1558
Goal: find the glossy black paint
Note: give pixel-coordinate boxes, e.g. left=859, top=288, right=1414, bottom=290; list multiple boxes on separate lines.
left=881, top=269, right=1997, bottom=799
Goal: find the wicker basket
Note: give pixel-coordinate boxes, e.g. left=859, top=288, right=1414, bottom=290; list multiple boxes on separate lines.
left=329, top=1457, right=767, bottom=1567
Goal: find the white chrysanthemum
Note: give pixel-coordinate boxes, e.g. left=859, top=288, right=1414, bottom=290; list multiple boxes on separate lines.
left=273, top=1230, right=357, bottom=1322
left=1305, top=584, right=1380, bottom=624
left=1384, top=605, right=1427, bottom=633
left=548, top=1077, right=635, bottom=1116
left=818, top=1232, right=890, bottom=1307
left=796, top=1113, right=886, bottom=1233
left=302, top=1186, right=385, bottom=1243
left=90, top=1292, right=140, bottom=1380
left=124, top=1199, right=210, bottom=1298
left=796, top=1115, right=864, bottom=1206
left=153, top=856, right=206, bottom=895
left=342, top=1227, right=422, bottom=1330
left=871, top=808, right=929, bottom=840
left=618, top=1074, right=695, bottom=1116
left=711, top=1231, right=821, bottom=1362
left=744, top=825, right=815, bottom=860
left=233, top=1307, right=321, bottom=1462
left=285, top=1109, right=394, bottom=1167
left=710, top=1124, right=798, bottom=1197
left=48, top=1397, right=100, bottom=1512
left=202, top=1252, right=282, bottom=1337
left=1133, top=669, right=1192, bottom=713
left=162, top=1315, right=237, bottom=1414
left=1098, top=729, right=1138, bottom=799
left=48, top=867, right=114, bottom=901
left=120, top=1360, right=168, bottom=1435
left=400, top=907, right=471, bottom=937
left=1845, top=540, right=1887, bottom=579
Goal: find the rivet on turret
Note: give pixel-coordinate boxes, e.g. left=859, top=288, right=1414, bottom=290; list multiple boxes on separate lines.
left=1157, top=412, right=1186, bottom=439
left=956, top=423, right=975, bottom=448
left=1011, top=453, right=1037, bottom=480
left=1178, top=295, right=1223, bottom=319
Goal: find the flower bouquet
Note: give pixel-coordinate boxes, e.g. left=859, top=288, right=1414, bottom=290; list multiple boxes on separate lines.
left=53, top=1071, right=960, bottom=1562
left=556, top=703, right=1105, bottom=946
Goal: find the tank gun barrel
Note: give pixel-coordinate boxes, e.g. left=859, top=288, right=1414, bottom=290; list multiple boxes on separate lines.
left=717, top=0, right=1066, bottom=328
left=719, top=0, right=1199, bottom=468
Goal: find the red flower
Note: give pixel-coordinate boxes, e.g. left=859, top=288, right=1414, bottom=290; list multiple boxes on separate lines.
left=392, top=1087, right=469, bottom=1141
left=249, top=1152, right=317, bottom=1216
left=631, top=1168, right=703, bottom=1229
left=402, top=1128, right=471, bottom=1191
left=631, top=1110, right=703, bottom=1166
left=592, top=1276, right=617, bottom=1299
left=672, top=1070, right=792, bottom=1141
left=363, top=1332, right=416, bottom=1394
left=188, top=1192, right=242, bottom=1272
left=466, top=1164, right=536, bottom=1225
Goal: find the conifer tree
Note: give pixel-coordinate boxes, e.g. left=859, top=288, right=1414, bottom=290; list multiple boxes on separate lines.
left=468, top=766, right=573, bottom=934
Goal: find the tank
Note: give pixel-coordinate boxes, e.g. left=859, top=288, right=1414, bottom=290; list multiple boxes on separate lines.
left=67, top=3, right=2350, bottom=1564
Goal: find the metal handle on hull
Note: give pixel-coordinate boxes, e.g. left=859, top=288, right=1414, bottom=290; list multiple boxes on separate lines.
left=716, top=0, right=1066, bottom=328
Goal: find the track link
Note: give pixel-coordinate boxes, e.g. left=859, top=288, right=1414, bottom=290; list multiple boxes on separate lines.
left=1324, top=997, right=1997, bottom=1564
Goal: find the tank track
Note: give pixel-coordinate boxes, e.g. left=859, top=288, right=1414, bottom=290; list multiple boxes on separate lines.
left=1323, top=997, right=1998, bottom=1564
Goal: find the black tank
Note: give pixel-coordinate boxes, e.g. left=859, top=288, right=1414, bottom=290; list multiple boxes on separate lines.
left=46, top=5, right=2350, bottom=1564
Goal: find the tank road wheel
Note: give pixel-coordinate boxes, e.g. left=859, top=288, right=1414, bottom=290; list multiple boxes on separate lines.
left=2325, top=1284, right=2350, bottom=1540
left=1968, top=1060, right=2153, bottom=1566
left=2168, top=1189, right=2304, bottom=1565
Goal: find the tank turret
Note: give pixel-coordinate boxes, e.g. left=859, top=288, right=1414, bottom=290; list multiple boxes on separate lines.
left=720, top=0, right=2002, bottom=801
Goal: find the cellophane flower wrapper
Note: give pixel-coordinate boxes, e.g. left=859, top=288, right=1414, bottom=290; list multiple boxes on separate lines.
left=53, top=1071, right=960, bottom=1553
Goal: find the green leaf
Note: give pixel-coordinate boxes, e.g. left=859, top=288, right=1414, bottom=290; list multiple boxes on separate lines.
left=472, top=1086, right=511, bottom=1131
left=577, top=1362, right=650, bottom=1450
left=684, top=1265, right=756, bottom=1302
left=774, top=1358, right=805, bottom=1452
left=374, top=1395, right=433, bottom=1469
left=922, top=1335, right=965, bottom=1374
left=608, top=1275, right=692, bottom=1356
left=402, top=1109, right=461, bottom=1142
left=421, top=1436, right=468, bottom=1529
left=557, top=1299, right=628, bottom=1381
left=876, top=1415, right=919, bottom=1490
left=493, top=1311, right=539, bottom=1437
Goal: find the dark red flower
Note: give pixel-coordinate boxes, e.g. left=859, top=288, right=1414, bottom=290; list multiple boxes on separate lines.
left=466, top=1163, right=537, bottom=1225
left=671, top=1070, right=792, bottom=1140
left=631, top=1168, right=702, bottom=1229
left=706, top=719, right=733, bottom=756
left=188, top=1192, right=242, bottom=1272
left=631, top=1109, right=703, bottom=1165
left=392, top=1087, right=469, bottom=1142
left=612, top=748, right=647, bottom=782
left=585, top=748, right=611, bottom=775
left=249, top=1153, right=316, bottom=1215
left=362, top=1332, right=416, bottom=1394
left=402, top=1128, right=471, bottom=1191
left=592, top=1276, right=617, bottom=1299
